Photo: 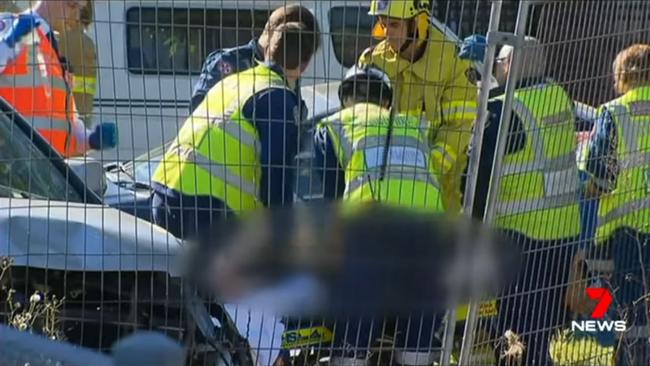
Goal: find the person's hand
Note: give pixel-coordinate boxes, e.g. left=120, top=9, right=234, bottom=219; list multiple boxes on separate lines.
left=3, top=14, right=41, bottom=48
left=458, top=35, right=487, bottom=62
left=88, top=122, right=118, bottom=150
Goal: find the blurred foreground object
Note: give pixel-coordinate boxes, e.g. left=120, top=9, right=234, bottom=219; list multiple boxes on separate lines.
left=196, top=202, right=520, bottom=318
left=0, top=325, right=185, bottom=366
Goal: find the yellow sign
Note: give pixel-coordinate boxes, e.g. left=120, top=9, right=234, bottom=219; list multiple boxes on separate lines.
left=282, top=326, right=333, bottom=349
left=456, top=300, right=499, bottom=322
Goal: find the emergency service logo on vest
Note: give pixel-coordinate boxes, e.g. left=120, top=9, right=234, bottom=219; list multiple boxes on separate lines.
left=465, top=68, right=479, bottom=84
left=376, top=0, right=390, bottom=11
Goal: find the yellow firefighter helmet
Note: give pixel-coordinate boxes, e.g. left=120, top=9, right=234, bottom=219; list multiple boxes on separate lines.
left=369, top=0, right=431, bottom=43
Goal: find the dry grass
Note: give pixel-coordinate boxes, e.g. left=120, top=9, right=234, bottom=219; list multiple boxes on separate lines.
left=0, top=256, right=66, bottom=340
left=499, top=330, right=526, bottom=366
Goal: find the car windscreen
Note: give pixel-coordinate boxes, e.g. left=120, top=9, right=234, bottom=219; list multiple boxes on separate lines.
left=123, top=144, right=168, bottom=186
left=0, top=113, right=83, bottom=202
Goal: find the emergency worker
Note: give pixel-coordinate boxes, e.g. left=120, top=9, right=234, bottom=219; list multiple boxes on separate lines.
left=314, top=66, right=450, bottom=211
left=190, top=4, right=318, bottom=114
left=152, top=20, right=320, bottom=239
left=359, top=0, right=479, bottom=213
left=474, top=37, right=582, bottom=365
left=580, top=44, right=650, bottom=365
left=0, top=0, right=117, bottom=157
left=152, top=21, right=320, bottom=366
left=59, top=0, right=96, bottom=124
left=314, top=66, right=454, bottom=365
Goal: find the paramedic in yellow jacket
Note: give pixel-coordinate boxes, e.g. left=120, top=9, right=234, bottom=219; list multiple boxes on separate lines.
left=59, top=0, right=97, bottom=125
left=359, top=0, right=478, bottom=213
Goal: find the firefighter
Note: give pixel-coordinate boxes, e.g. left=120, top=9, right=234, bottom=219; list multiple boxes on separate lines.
left=59, top=0, right=96, bottom=125
left=580, top=44, right=650, bottom=365
left=474, top=37, right=582, bottom=365
left=359, top=0, right=479, bottom=213
left=190, top=4, right=318, bottom=114
left=0, top=0, right=116, bottom=157
left=314, top=66, right=454, bottom=365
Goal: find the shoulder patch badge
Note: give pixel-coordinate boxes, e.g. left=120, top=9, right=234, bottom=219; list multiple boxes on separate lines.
left=465, top=67, right=479, bottom=84
left=216, top=60, right=234, bottom=76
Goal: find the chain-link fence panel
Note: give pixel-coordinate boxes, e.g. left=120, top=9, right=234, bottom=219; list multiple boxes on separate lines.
left=4, top=0, right=649, bottom=365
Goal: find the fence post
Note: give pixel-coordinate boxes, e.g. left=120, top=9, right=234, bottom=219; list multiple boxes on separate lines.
left=457, top=0, right=533, bottom=364
left=439, top=1, right=504, bottom=365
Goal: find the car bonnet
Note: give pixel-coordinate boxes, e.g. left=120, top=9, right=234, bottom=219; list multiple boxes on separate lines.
left=0, top=198, right=183, bottom=276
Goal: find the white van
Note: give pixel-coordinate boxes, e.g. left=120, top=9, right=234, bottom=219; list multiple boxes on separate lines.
left=90, top=0, right=490, bottom=161
left=88, top=0, right=382, bottom=161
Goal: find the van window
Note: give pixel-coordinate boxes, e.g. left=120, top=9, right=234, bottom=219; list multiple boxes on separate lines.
left=126, top=7, right=269, bottom=75
left=329, top=6, right=378, bottom=68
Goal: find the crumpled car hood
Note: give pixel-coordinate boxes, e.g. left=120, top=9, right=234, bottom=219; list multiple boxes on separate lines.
left=0, top=198, right=183, bottom=276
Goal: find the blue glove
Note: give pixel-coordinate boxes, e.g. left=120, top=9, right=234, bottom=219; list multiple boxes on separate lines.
left=88, top=123, right=118, bottom=150
left=458, top=35, right=487, bottom=62
left=3, top=13, right=41, bottom=48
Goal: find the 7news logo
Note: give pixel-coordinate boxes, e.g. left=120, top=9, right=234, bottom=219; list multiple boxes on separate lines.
left=571, top=288, right=627, bottom=332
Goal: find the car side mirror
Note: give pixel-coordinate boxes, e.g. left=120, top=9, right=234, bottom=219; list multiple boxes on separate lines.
left=66, top=157, right=107, bottom=197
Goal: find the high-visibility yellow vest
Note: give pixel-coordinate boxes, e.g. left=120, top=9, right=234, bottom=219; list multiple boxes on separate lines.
left=492, top=83, right=581, bottom=240
left=152, top=64, right=293, bottom=214
left=318, top=103, right=445, bottom=212
left=596, top=86, right=650, bottom=242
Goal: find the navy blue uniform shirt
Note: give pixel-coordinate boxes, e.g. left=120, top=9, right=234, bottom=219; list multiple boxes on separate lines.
left=313, top=124, right=346, bottom=201
left=190, top=39, right=263, bottom=112
left=584, top=109, right=619, bottom=193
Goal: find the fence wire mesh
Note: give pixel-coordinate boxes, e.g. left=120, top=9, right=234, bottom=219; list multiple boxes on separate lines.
left=0, top=0, right=649, bottom=365
left=460, top=1, right=650, bottom=366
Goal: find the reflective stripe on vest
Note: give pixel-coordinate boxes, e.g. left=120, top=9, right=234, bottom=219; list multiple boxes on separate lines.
left=600, top=198, right=650, bottom=227
left=347, top=169, right=438, bottom=194
left=608, top=103, right=650, bottom=170
left=191, top=108, right=262, bottom=154
left=596, top=97, right=650, bottom=234
left=0, top=73, right=68, bottom=90
left=441, top=100, right=479, bottom=121
left=321, top=104, right=442, bottom=208
left=496, top=98, right=580, bottom=216
left=153, top=64, right=293, bottom=214
left=327, top=113, right=430, bottom=163
left=491, top=83, right=581, bottom=240
left=168, top=145, right=258, bottom=197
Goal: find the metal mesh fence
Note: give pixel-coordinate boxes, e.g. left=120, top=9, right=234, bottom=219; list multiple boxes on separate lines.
left=459, top=1, right=650, bottom=366
left=0, top=0, right=649, bottom=365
